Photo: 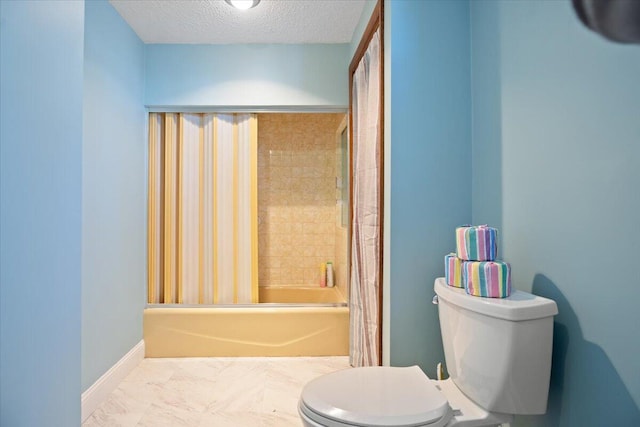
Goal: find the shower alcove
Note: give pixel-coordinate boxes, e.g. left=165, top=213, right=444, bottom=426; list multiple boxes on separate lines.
left=144, top=112, right=350, bottom=357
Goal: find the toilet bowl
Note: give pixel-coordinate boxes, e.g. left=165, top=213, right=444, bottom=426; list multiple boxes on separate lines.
left=298, top=278, right=558, bottom=427
left=299, top=366, right=450, bottom=427
left=298, top=366, right=512, bottom=427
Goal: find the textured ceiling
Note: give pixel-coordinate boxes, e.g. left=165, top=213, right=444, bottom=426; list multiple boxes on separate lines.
left=109, top=0, right=369, bottom=44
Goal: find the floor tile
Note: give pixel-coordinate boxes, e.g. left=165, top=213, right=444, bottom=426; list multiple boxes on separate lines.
left=82, top=356, right=350, bottom=427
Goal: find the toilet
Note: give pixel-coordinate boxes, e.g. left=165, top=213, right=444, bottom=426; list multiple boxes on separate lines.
left=299, top=277, right=558, bottom=427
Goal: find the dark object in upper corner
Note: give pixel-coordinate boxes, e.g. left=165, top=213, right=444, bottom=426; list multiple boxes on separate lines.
left=573, top=0, right=640, bottom=43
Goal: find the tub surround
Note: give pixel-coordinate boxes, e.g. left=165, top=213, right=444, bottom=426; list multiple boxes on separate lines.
left=143, top=112, right=351, bottom=359
left=257, top=113, right=348, bottom=290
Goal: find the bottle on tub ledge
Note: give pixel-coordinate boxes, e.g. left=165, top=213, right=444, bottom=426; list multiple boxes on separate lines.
left=320, top=263, right=327, bottom=287
left=326, top=262, right=334, bottom=288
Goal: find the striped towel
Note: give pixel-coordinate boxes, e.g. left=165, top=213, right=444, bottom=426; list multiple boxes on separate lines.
left=444, top=253, right=463, bottom=288
left=456, top=225, right=498, bottom=261
left=462, top=260, right=512, bottom=298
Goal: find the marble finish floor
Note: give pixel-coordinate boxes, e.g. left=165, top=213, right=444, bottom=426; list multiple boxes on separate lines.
left=83, top=356, right=351, bottom=427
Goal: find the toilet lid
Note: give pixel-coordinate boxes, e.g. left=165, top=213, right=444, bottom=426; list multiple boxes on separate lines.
left=300, top=366, right=451, bottom=427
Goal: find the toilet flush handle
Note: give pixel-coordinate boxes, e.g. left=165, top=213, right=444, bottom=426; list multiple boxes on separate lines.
left=432, top=295, right=439, bottom=305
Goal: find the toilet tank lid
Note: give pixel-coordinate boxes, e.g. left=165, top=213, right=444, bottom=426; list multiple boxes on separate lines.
left=434, top=278, right=558, bottom=321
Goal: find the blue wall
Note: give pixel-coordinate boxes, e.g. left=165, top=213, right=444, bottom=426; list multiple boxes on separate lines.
left=0, top=1, right=84, bottom=425
left=82, top=0, right=146, bottom=392
left=469, top=1, right=503, bottom=248
left=388, top=0, right=472, bottom=375
left=145, top=43, right=349, bottom=108
left=471, top=1, right=640, bottom=425
left=349, top=0, right=378, bottom=60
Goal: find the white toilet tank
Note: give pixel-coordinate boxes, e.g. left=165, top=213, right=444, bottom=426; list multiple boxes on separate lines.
left=434, top=278, right=558, bottom=415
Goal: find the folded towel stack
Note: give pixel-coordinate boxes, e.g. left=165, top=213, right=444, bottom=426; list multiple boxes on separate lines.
left=443, top=225, right=512, bottom=298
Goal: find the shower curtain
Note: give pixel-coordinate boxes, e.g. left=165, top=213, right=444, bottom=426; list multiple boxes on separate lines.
left=148, top=113, right=258, bottom=304
left=350, top=29, right=381, bottom=367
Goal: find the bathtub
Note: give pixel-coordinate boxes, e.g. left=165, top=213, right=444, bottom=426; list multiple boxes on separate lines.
left=144, top=286, right=348, bottom=357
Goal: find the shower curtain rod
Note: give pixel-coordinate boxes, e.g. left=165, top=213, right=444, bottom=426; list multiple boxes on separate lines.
left=146, top=106, right=348, bottom=113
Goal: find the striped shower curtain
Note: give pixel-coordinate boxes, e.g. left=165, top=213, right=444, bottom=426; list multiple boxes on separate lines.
left=147, top=113, right=258, bottom=304
left=350, top=29, right=381, bottom=367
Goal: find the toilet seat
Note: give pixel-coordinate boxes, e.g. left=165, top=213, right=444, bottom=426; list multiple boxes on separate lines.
left=299, top=366, right=453, bottom=427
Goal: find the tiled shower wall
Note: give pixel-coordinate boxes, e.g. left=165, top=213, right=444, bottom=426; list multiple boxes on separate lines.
left=258, top=113, right=346, bottom=289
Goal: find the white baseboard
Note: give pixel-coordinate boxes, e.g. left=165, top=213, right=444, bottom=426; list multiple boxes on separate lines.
left=81, top=340, right=145, bottom=422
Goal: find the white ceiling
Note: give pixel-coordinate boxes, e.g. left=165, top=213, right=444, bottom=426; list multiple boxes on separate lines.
left=109, top=0, right=369, bottom=44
